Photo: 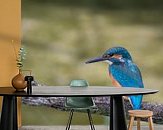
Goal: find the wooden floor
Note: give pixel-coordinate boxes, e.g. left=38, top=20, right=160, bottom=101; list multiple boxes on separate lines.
left=20, top=125, right=163, bottom=130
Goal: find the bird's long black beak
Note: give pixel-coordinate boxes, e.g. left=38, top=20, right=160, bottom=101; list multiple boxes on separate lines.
left=85, top=56, right=107, bottom=64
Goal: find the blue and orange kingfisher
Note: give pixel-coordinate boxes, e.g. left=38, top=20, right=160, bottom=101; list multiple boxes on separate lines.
left=86, top=47, right=144, bottom=110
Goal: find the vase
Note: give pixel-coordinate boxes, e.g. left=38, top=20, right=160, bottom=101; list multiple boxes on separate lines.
left=12, top=71, right=27, bottom=91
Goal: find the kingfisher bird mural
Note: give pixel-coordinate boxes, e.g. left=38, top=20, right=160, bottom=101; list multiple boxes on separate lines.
left=86, top=47, right=144, bottom=110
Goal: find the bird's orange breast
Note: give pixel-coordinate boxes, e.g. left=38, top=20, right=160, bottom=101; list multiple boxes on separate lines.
left=109, top=73, right=122, bottom=87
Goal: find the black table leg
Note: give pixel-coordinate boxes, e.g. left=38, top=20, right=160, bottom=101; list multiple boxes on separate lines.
left=0, top=96, right=18, bottom=130
left=110, top=96, right=127, bottom=130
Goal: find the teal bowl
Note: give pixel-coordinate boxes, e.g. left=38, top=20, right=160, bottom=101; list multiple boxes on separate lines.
left=70, top=79, right=89, bottom=87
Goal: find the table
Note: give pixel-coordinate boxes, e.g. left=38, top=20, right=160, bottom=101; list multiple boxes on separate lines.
left=0, top=86, right=158, bottom=130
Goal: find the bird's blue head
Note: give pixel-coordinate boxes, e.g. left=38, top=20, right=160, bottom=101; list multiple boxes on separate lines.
left=86, top=47, right=132, bottom=64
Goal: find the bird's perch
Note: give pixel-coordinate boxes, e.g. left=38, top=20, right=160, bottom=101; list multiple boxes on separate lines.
left=22, top=96, right=163, bottom=124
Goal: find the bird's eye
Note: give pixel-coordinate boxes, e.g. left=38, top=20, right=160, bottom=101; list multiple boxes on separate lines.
left=103, top=54, right=111, bottom=58
left=109, top=54, right=114, bottom=57
left=103, top=54, right=107, bottom=58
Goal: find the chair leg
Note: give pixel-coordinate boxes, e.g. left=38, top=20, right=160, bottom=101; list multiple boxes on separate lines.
left=137, top=118, right=141, bottom=130
left=128, top=116, right=134, bottom=130
left=87, top=109, right=95, bottom=130
left=66, top=109, right=74, bottom=130
left=148, top=116, right=154, bottom=130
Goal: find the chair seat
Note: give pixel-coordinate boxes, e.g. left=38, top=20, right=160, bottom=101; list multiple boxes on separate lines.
left=65, top=97, right=95, bottom=108
left=128, top=110, right=153, bottom=118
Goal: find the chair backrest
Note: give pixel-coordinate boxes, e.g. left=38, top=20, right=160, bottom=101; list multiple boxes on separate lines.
left=65, top=79, right=95, bottom=108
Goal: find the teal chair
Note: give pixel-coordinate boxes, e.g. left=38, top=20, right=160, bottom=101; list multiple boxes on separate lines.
left=65, top=79, right=96, bottom=130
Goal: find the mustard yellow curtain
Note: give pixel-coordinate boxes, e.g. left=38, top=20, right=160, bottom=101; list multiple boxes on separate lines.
left=0, top=0, right=21, bottom=127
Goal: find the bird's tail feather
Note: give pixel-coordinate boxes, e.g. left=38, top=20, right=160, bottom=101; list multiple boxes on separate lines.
left=129, top=95, right=143, bottom=110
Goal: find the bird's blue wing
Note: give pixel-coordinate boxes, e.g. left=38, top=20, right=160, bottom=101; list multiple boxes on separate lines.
left=109, top=59, right=144, bottom=109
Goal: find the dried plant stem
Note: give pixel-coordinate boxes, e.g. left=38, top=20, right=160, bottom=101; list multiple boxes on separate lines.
left=11, top=40, right=18, bottom=60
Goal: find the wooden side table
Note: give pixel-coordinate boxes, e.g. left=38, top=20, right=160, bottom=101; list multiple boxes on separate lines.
left=128, top=110, right=154, bottom=130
